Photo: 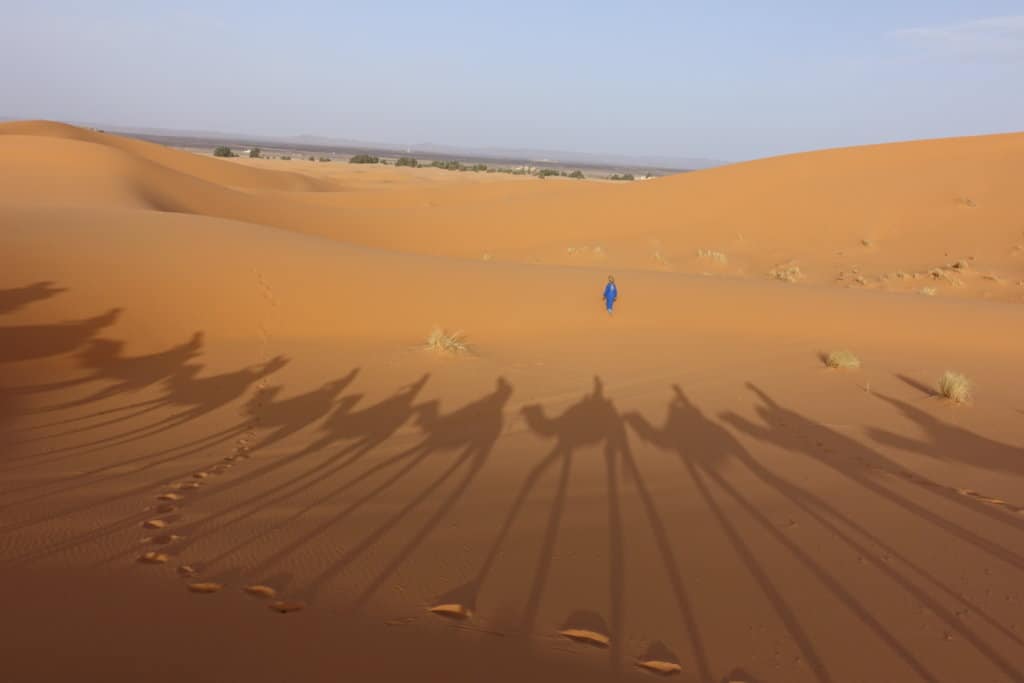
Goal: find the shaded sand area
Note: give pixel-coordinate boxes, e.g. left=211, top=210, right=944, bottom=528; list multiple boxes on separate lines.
left=1, top=121, right=1023, bottom=682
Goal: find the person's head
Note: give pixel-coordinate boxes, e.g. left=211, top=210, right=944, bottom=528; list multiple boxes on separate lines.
left=608, top=275, right=615, bottom=284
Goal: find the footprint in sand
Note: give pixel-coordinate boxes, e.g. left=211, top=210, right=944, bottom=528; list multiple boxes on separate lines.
left=187, top=582, right=223, bottom=594
left=138, top=551, right=169, bottom=564
left=558, top=610, right=611, bottom=648
left=142, top=519, right=169, bottom=529
left=244, top=585, right=277, bottom=599
left=157, top=492, right=184, bottom=502
left=192, top=472, right=209, bottom=480
left=177, top=565, right=198, bottom=578
left=636, top=660, right=682, bottom=676
left=268, top=600, right=305, bottom=614
left=955, top=487, right=1022, bottom=511
left=427, top=603, right=472, bottom=620
left=152, top=503, right=178, bottom=514
left=558, top=628, right=610, bottom=648
left=635, top=642, right=682, bottom=676
left=146, top=534, right=184, bottom=545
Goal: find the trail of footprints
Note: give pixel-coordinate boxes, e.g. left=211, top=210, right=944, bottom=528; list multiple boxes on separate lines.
left=130, top=426, right=687, bottom=673
left=133, top=425, right=306, bottom=615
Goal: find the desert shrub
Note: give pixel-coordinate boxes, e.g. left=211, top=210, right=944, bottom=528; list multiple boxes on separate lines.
left=568, top=170, right=585, bottom=179
left=249, top=147, right=262, bottom=158
left=318, top=156, right=331, bottom=162
left=280, top=155, right=292, bottom=160
left=609, top=173, right=634, bottom=181
left=824, top=350, right=861, bottom=369
left=697, top=249, right=728, bottom=264
left=470, top=163, right=488, bottom=172
left=430, top=160, right=464, bottom=171
left=426, top=327, right=469, bottom=354
left=350, top=154, right=379, bottom=164
left=396, top=157, right=419, bottom=167
left=213, top=146, right=236, bottom=157
left=538, top=169, right=561, bottom=178
left=937, top=371, right=971, bottom=403
left=769, top=262, right=803, bottom=283
left=308, top=156, right=315, bottom=161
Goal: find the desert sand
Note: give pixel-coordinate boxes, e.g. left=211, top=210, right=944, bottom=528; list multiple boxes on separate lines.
left=1, top=120, right=1022, bottom=683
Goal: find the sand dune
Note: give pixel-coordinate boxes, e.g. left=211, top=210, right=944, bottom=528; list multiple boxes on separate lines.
left=1, top=122, right=1022, bottom=683
left=3, top=120, right=1022, bottom=298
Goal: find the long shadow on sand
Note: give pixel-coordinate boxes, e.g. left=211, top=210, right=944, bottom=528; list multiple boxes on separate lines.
left=220, top=378, right=513, bottom=605
left=8, top=332, right=205, bottom=416
left=431, top=377, right=681, bottom=679
left=0, top=368, right=359, bottom=566
left=3, top=356, right=290, bottom=468
left=717, top=383, right=1023, bottom=681
left=0, top=308, right=122, bottom=365
left=868, top=392, right=1024, bottom=479
left=0, top=281, right=67, bottom=315
left=155, top=371, right=429, bottom=565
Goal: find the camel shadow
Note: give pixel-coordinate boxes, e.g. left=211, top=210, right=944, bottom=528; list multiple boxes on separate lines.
left=718, top=382, right=1023, bottom=681
left=869, top=392, right=1024, bottom=478
left=0, top=281, right=66, bottom=315
left=194, top=378, right=512, bottom=611
left=0, top=308, right=121, bottom=365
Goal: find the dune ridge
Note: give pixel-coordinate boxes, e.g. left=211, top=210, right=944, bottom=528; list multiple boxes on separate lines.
left=2, top=120, right=1023, bottom=301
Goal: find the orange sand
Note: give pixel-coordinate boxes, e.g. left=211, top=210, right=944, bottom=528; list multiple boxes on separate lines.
left=1, top=121, right=1022, bottom=683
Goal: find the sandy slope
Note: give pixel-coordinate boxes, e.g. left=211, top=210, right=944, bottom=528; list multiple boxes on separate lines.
left=1, top=121, right=1022, bottom=683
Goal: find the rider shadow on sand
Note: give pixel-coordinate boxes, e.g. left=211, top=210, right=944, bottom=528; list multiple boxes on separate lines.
left=0, top=281, right=66, bottom=315
left=431, top=377, right=631, bottom=675
left=12, top=356, right=291, bottom=461
left=172, top=371, right=428, bottom=554
left=1, top=369, right=366, bottom=567
left=240, top=377, right=513, bottom=607
left=11, top=332, right=205, bottom=415
left=867, top=392, right=1024, bottom=479
left=0, top=308, right=121, bottom=365
left=715, top=383, right=1024, bottom=682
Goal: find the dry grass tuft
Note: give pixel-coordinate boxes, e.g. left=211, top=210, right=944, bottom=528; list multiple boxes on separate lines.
left=919, top=287, right=937, bottom=296
left=824, top=350, right=861, bottom=370
left=769, top=262, right=804, bottom=283
left=937, top=371, right=971, bottom=404
left=426, top=327, right=469, bottom=354
left=697, top=248, right=728, bottom=264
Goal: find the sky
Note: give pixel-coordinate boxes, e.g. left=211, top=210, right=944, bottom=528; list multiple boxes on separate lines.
left=3, top=1, right=1023, bottom=161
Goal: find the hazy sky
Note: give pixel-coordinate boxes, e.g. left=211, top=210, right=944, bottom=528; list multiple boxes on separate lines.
left=4, top=2, right=1023, bottom=161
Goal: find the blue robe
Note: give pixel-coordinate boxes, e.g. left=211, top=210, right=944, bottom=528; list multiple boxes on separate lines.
left=603, top=282, right=618, bottom=311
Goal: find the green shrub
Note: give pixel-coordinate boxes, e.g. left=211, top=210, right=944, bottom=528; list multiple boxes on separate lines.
left=280, top=155, right=292, bottom=161
left=350, top=154, right=380, bottom=164
left=249, top=147, right=262, bottom=158
left=213, top=146, right=236, bottom=158
left=609, top=173, right=634, bottom=181
left=396, top=157, right=419, bottom=167
left=318, top=156, right=331, bottom=162
left=430, top=160, right=464, bottom=171
left=568, top=170, right=585, bottom=179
